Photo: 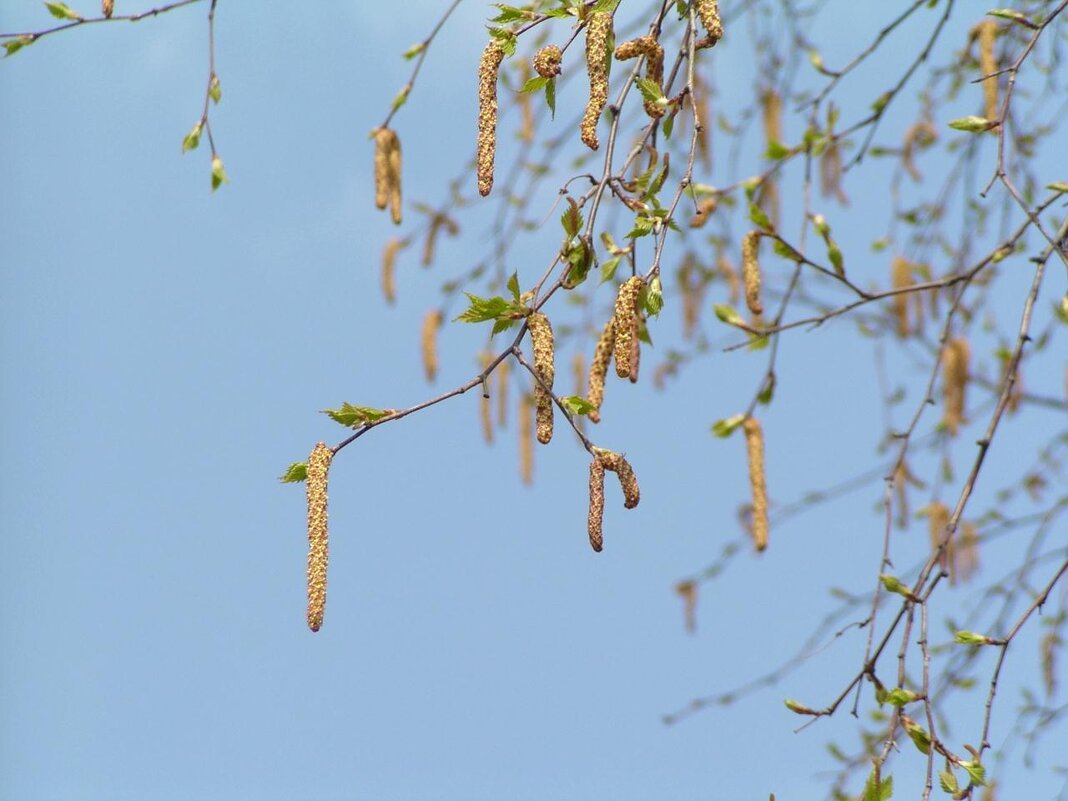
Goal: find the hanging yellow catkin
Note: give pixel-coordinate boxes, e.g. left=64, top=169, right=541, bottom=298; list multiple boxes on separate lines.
left=977, top=20, right=999, bottom=122
left=925, top=501, right=952, bottom=576
left=519, top=393, right=534, bottom=485
left=614, top=36, right=665, bottom=118
left=689, top=196, right=717, bottom=228
left=743, top=417, right=768, bottom=552
left=820, top=140, right=847, bottom=204
left=602, top=451, right=640, bottom=509
left=742, top=231, right=764, bottom=316
left=942, top=336, right=970, bottom=434
left=306, top=442, right=333, bottom=632
left=760, top=89, right=782, bottom=228
left=588, top=458, right=606, bottom=552
left=587, top=318, right=615, bottom=424
left=695, top=0, right=724, bottom=46
left=953, top=521, right=980, bottom=585
left=372, top=127, right=402, bottom=224
left=421, top=309, right=442, bottom=383
left=103, top=0, right=114, bottom=17
left=533, top=44, right=562, bottom=78
left=477, top=40, right=506, bottom=197
left=581, top=11, right=612, bottom=151
left=381, top=237, right=401, bottom=304
left=479, top=352, right=494, bottom=445
left=528, top=312, right=556, bottom=445
left=891, top=256, right=914, bottom=337
left=613, top=277, right=644, bottom=379
left=497, top=357, right=509, bottom=428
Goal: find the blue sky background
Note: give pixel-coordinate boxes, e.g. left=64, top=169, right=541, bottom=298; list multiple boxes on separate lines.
left=1, top=2, right=1065, bottom=800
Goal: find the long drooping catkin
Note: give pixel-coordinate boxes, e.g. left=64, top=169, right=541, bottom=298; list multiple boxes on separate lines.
left=588, top=458, right=606, bottom=552
left=479, top=352, right=494, bottom=445
left=103, top=0, right=114, bottom=18
left=528, top=312, right=555, bottom=445
left=943, top=337, right=970, bottom=434
left=613, top=277, right=644, bottom=379
left=497, top=357, right=509, bottom=428
left=820, top=139, right=847, bottom=204
left=742, top=231, right=764, bottom=316
left=695, top=0, right=723, bottom=46
left=421, top=309, right=442, bottom=383
left=381, top=237, right=401, bottom=304
left=519, top=393, right=534, bottom=485
left=891, top=256, right=914, bottom=337
left=587, top=318, right=615, bottom=423
left=614, top=35, right=665, bottom=118
left=306, top=441, right=333, bottom=632
left=743, top=417, right=768, bottom=552
left=977, top=20, right=999, bottom=121
left=926, top=501, right=951, bottom=575
left=477, top=40, right=506, bottom=197
left=602, top=452, right=640, bottom=509
left=533, top=44, right=562, bottom=78
left=581, top=11, right=612, bottom=150
left=373, top=127, right=403, bottom=224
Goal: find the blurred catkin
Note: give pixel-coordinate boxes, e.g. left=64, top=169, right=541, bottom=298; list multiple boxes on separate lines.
left=587, top=458, right=606, bottom=552
left=372, top=127, right=402, bottom=224
left=479, top=352, right=494, bottom=445
left=519, top=393, right=534, bottom=485
left=743, top=417, right=768, bottom=552
left=421, top=309, right=442, bottom=383
left=497, top=357, right=509, bottom=428
left=306, top=442, right=333, bottom=632
left=581, top=11, right=612, bottom=150
left=381, top=237, right=402, bottom=304
left=528, top=312, right=556, bottom=445
left=742, top=231, right=764, bottom=316
left=977, top=20, right=999, bottom=122
left=891, top=256, right=914, bottom=337
left=695, top=0, right=723, bottom=45
left=103, top=0, right=114, bottom=17
left=477, top=40, right=506, bottom=197
left=942, top=336, right=970, bottom=434
left=587, top=318, right=615, bottom=423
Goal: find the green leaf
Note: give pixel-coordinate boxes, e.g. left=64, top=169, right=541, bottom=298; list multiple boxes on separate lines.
left=1055, top=295, right=1068, bottom=324
left=564, top=239, right=593, bottom=288
left=772, top=239, right=804, bottom=262
left=902, top=717, right=931, bottom=755
left=870, top=91, right=892, bottom=114
left=561, top=395, right=596, bottom=415
left=545, top=76, right=556, bottom=117
left=954, top=630, right=994, bottom=646
left=561, top=197, right=583, bottom=238
left=521, top=75, right=549, bottom=94
left=987, top=9, right=1037, bottom=28
left=211, top=155, right=229, bottom=191
left=1046, top=181, right=1068, bottom=194
left=960, top=761, right=986, bottom=787
left=828, top=243, right=844, bottom=276
left=2, top=36, right=34, bottom=57
left=862, top=772, right=893, bottom=801
left=625, top=214, right=655, bottom=239
left=711, top=414, right=745, bottom=438
left=884, top=688, right=920, bottom=707
left=390, top=84, right=411, bottom=112
left=209, top=74, right=222, bottom=104
left=279, top=462, right=308, bottom=483
left=938, top=770, right=959, bottom=795
left=322, top=402, right=392, bottom=428
left=948, top=116, right=995, bottom=133
left=879, top=574, right=920, bottom=602
left=634, top=76, right=667, bottom=109
left=784, top=699, right=820, bottom=715
left=402, top=41, right=426, bottom=60
left=455, top=293, right=525, bottom=324
left=765, top=140, right=791, bottom=160
left=506, top=272, right=521, bottom=302
left=748, top=202, right=774, bottom=232
left=181, top=121, right=202, bottom=152
left=713, top=304, right=745, bottom=326
left=599, top=256, right=621, bottom=284
left=491, top=318, right=519, bottom=336
left=643, top=276, right=663, bottom=316
left=45, top=2, right=82, bottom=20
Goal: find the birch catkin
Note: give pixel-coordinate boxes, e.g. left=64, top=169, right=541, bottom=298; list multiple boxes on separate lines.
left=479, top=352, right=494, bottom=445
left=477, top=40, right=506, bottom=197
left=614, top=36, right=665, bottom=118
left=587, top=318, right=615, bottom=423
left=743, top=417, right=768, bottom=552
left=306, top=442, right=333, bottom=632
left=519, top=393, right=534, bottom=485
left=103, top=0, right=114, bottom=17
left=373, top=127, right=403, bottom=224
left=891, top=256, right=914, bottom=337
left=588, top=458, right=606, bottom=552
left=943, top=337, right=970, bottom=434
left=742, top=231, right=764, bottom=316
left=581, top=11, right=612, bottom=151
left=421, top=309, right=442, bottom=383
left=497, top=357, right=509, bottom=428
left=695, top=0, right=724, bottom=46
left=528, top=312, right=556, bottom=445
left=602, top=452, right=640, bottom=509
left=613, top=277, right=644, bottom=380
left=533, top=44, right=562, bottom=78
left=381, top=237, right=401, bottom=304
left=977, top=20, right=999, bottom=122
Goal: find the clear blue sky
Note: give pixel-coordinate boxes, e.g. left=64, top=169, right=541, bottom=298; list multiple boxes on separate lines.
left=1, top=2, right=1065, bottom=799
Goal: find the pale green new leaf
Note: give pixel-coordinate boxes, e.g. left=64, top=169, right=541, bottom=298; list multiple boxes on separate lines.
left=279, top=462, right=308, bottom=483
left=45, top=2, right=82, bottom=20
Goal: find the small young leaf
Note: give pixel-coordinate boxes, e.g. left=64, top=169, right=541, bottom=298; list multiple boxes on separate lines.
left=521, top=75, right=549, bottom=93
left=784, top=699, right=820, bottom=715
left=879, top=574, right=920, bottom=602
left=960, top=761, right=986, bottom=787
left=182, top=121, right=203, bottom=152
left=506, top=272, right=521, bottom=303
left=211, top=155, right=229, bottom=191
left=209, top=74, right=222, bottom=104
left=884, top=688, right=920, bottom=707
left=45, top=2, right=82, bottom=20
left=643, top=275, right=664, bottom=316
left=713, top=304, right=744, bottom=326
left=986, top=8, right=1037, bottom=28
left=748, top=202, right=774, bottom=232
left=456, top=293, right=516, bottom=323
left=954, top=630, right=995, bottom=646
left=938, top=770, right=959, bottom=795
left=765, top=140, right=791, bottom=160
left=322, top=402, right=392, bottom=428
left=561, top=197, right=583, bottom=238
left=948, top=116, right=996, bottom=133
left=599, top=256, right=621, bottom=284
left=2, top=36, right=35, bottom=57
left=561, top=395, right=596, bottom=415
left=1046, top=181, right=1068, bottom=194
left=402, top=42, right=426, bottom=60
left=901, top=716, right=931, bottom=755
left=279, top=462, right=308, bottom=483
left=711, top=414, right=745, bottom=438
